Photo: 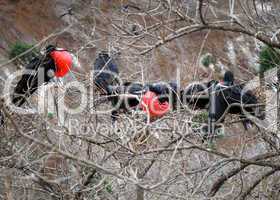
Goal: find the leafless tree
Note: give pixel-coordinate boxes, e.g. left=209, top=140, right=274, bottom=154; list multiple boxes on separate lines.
left=1, top=1, right=280, bottom=200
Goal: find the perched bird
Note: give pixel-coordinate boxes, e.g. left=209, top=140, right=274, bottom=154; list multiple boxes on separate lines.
left=93, top=51, right=119, bottom=94
left=12, top=45, right=74, bottom=107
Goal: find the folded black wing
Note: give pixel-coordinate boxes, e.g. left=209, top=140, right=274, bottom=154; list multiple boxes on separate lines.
left=12, top=56, right=55, bottom=106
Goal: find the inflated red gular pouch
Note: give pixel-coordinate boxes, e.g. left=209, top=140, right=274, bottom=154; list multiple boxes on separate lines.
left=140, top=91, right=170, bottom=118
left=50, top=50, right=73, bottom=77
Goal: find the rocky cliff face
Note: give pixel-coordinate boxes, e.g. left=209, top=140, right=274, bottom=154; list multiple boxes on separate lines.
left=0, top=0, right=60, bottom=52
left=0, top=0, right=259, bottom=83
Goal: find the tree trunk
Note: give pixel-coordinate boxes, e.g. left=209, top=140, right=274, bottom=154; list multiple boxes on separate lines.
left=136, top=186, right=144, bottom=200
left=4, top=172, right=13, bottom=200
left=277, top=67, right=280, bottom=131
left=259, top=71, right=266, bottom=119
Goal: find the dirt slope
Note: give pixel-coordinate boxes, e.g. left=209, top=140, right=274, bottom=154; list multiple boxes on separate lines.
left=0, top=0, right=259, bottom=83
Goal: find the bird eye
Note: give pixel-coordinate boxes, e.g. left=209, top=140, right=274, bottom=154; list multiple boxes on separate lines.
left=47, top=69, right=55, bottom=78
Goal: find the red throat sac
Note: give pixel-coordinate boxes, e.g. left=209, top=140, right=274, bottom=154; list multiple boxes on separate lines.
left=50, top=50, right=73, bottom=77
left=140, top=91, right=170, bottom=118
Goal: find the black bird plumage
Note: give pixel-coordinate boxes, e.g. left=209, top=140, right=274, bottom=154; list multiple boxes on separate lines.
left=12, top=54, right=56, bottom=107
left=93, top=51, right=119, bottom=94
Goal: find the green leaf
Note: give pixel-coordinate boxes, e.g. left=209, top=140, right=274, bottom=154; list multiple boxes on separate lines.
left=9, top=41, right=38, bottom=64
left=259, top=45, right=280, bottom=73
